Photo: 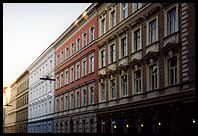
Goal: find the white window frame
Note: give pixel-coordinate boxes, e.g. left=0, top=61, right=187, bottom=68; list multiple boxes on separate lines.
left=56, top=54, right=60, bottom=66
left=109, top=42, right=116, bottom=64
left=100, top=13, right=106, bottom=36
left=56, top=75, right=59, bottom=89
left=76, top=90, right=80, bottom=108
left=89, top=85, right=94, bottom=104
left=120, top=75, right=128, bottom=97
left=168, top=56, right=177, bottom=86
left=82, top=89, right=87, bottom=106
left=110, top=79, right=116, bottom=99
left=65, top=69, right=69, bottom=85
left=132, top=26, right=142, bottom=53
left=55, top=97, right=59, bottom=112
left=60, top=72, right=64, bottom=87
left=89, top=26, right=94, bottom=43
left=146, top=16, right=159, bottom=45
left=109, top=5, right=116, bottom=29
left=149, top=64, right=158, bottom=90
left=133, top=3, right=142, bottom=12
left=64, top=94, right=68, bottom=110
left=120, top=3, right=128, bottom=21
left=76, top=61, right=80, bottom=80
left=65, top=47, right=69, bottom=59
left=82, top=32, right=87, bottom=47
left=70, top=93, right=74, bottom=109
left=70, top=65, right=74, bottom=82
left=100, top=49, right=106, bottom=68
left=82, top=57, right=87, bottom=77
left=76, top=38, right=80, bottom=52
left=61, top=50, right=64, bottom=63
left=100, top=83, right=106, bottom=102
left=70, top=42, right=75, bottom=56
left=164, top=4, right=179, bottom=37
left=119, top=35, right=128, bottom=59
left=89, top=53, right=94, bottom=73
left=134, top=69, right=142, bottom=94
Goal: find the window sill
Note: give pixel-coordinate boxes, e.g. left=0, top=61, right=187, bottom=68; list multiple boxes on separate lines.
left=146, top=40, right=159, bottom=48
left=131, top=48, right=143, bottom=55
left=163, top=31, right=179, bottom=40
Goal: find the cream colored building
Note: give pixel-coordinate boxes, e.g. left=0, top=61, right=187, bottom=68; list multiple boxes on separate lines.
left=4, top=82, right=17, bottom=133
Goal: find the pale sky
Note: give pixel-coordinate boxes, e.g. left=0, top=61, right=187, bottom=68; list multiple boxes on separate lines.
left=3, top=3, right=92, bottom=87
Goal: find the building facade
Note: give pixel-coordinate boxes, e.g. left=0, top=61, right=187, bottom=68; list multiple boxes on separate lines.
left=96, top=3, right=195, bottom=134
left=3, top=87, right=8, bottom=133
left=4, top=82, right=17, bottom=133
left=27, top=44, right=55, bottom=133
left=53, top=3, right=98, bottom=133
left=15, top=70, right=29, bottom=133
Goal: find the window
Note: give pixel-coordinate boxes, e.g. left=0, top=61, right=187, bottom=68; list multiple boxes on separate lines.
left=150, top=64, right=158, bottom=90
left=110, top=10, right=116, bottom=28
left=110, top=44, right=116, bottom=63
left=101, top=17, right=106, bottom=35
left=135, top=70, right=141, bottom=93
left=82, top=89, right=87, bottom=106
left=76, top=38, right=80, bottom=52
left=56, top=54, right=60, bottom=66
left=60, top=97, right=63, bottom=111
left=55, top=98, right=59, bottom=112
left=90, top=54, right=94, bottom=73
left=76, top=91, right=80, bottom=108
left=64, top=95, right=68, bottom=110
left=110, top=79, right=116, bottom=99
left=70, top=43, right=75, bottom=56
left=121, top=75, right=127, bottom=96
left=82, top=58, right=87, bottom=76
left=61, top=51, right=64, bottom=63
left=167, top=7, right=177, bottom=35
left=60, top=73, right=64, bottom=87
left=121, top=3, right=128, bottom=20
left=56, top=75, right=59, bottom=89
left=76, top=63, right=80, bottom=79
left=121, top=36, right=127, bottom=58
left=149, top=19, right=157, bottom=44
left=90, top=86, right=94, bottom=104
left=101, top=50, right=106, bottom=67
left=83, top=33, right=87, bottom=47
left=101, top=83, right=105, bottom=101
left=50, top=60, right=53, bottom=70
left=90, top=27, right=94, bottom=42
left=169, top=56, right=177, bottom=85
left=133, top=3, right=142, bottom=11
left=70, top=66, right=74, bottom=82
left=70, top=93, right=74, bottom=109
left=65, top=69, right=69, bottom=84
left=134, top=28, right=141, bottom=51
left=65, top=47, right=69, bottom=59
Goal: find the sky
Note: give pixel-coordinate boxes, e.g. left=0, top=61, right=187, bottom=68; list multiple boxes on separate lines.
left=3, top=3, right=92, bottom=87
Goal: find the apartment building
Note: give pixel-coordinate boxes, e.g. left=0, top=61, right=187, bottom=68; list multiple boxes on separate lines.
left=4, top=82, right=17, bottom=133
left=3, top=87, right=8, bottom=133
left=96, top=3, right=195, bottom=133
left=53, top=3, right=98, bottom=133
left=27, top=44, right=55, bottom=133
left=15, top=70, right=29, bottom=133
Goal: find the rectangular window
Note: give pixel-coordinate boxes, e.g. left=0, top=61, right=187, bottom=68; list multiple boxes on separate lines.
left=121, top=75, right=127, bottom=96
left=76, top=91, right=80, bottom=108
left=56, top=55, right=59, bottom=66
left=134, top=29, right=141, bottom=51
left=76, top=63, right=80, bottom=79
left=70, top=94, right=74, bottom=109
left=60, top=73, right=64, bottom=87
left=134, top=3, right=142, bottom=11
left=121, top=3, right=128, bottom=20
left=55, top=98, right=59, bottom=112
left=167, top=7, right=176, bottom=35
left=110, top=79, right=116, bottom=99
left=64, top=95, right=68, bottom=110
left=82, top=58, right=87, bottom=76
left=90, top=27, right=94, bottom=42
left=65, top=70, right=69, bottom=84
left=70, top=67, right=74, bottom=82
left=56, top=75, right=59, bottom=89
left=76, top=38, right=80, bottom=52
left=61, top=51, right=64, bottom=63
left=150, top=64, right=158, bottom=90
left=101, top=83, right=105, bottom=101
left=135, top=70, right=141, bottom=93
left=66, top=47, right=69, bottom=59
left=149, top=19, right=157, bottom=44
left=121, top=36, right=127, bottom=58
left=60, top=97, right=63, bottom=111
left=83, top=33, right=87, bottom=47
left=90, top=55, right=94, bottom=73
left=71, top=43, right=75, bottom=56
left=101, top=18, right=106, bottom=35
left=90, top=86, right=94, bottom=104
left=110, top=10, right=115, bottom=28
left=82, top=89, right=87, bottom=106
left=110, top=44, right=116, bottom=63
left=169, top=56, right=177, bottom=85
left=101, top=50, right=106, bottom=67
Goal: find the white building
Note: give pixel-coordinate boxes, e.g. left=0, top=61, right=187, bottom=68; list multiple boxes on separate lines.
left=27, top=44, right=55, bottom=133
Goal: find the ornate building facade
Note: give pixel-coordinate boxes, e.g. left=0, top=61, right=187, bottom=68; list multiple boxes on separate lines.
left=96, top=3, right=195, bottom=134
left=27, top=44, right=55, bottom=133
left=53, top=3, right=98, bottom=133
left=15, top=70, right=29, bottom=133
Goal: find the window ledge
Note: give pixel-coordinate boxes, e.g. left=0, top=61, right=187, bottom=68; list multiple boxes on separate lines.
left=131, top=48, right=143, bottom=55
